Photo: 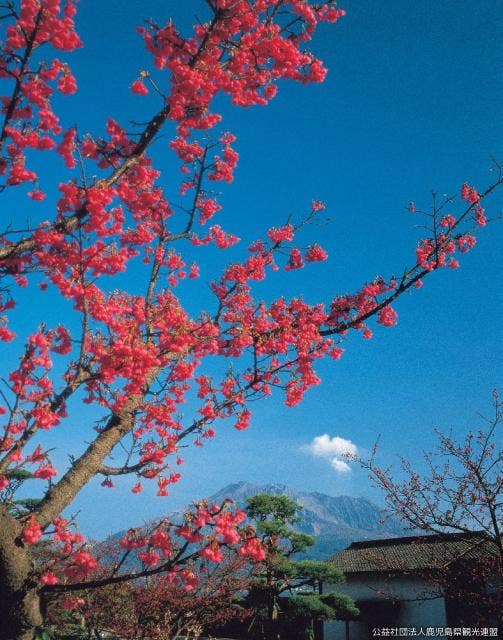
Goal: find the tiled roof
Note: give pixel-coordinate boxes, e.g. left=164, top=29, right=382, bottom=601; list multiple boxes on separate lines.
left=329, top=532, right=498, bottom=574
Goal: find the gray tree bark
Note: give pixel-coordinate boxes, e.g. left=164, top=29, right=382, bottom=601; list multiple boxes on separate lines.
left=0, top=505, right=42, bottom=640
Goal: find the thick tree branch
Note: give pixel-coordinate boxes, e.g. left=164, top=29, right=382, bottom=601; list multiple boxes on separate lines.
left=32, top=367, right=161, bottom=528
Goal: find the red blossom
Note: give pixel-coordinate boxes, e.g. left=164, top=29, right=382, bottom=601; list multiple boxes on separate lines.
left=305, top=244, right=328, bottom=262
left=285, top=247, right=304, bottom=270
left=377, top=306, right=398, bottom=327
left=0, top=2, right=498, bottom=626
left=21, top=516, right=42, bottom=545
left=58, top=72, right=77, bottom=95
left=40, top=571, right=58, bottom=585
left=33, top=463, right=57, bottom=480
left=131, top=80, right=149, bottom=95
left=28, top=189, right=47, bottom=201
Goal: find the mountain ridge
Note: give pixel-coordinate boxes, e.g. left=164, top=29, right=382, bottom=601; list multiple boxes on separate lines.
left=206, top=480, right=407, bottom=559
left=106, top=481, right=409, bottom=561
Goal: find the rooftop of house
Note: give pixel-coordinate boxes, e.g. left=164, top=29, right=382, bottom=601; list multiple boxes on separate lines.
left=329, top=531, right=499, bottom=575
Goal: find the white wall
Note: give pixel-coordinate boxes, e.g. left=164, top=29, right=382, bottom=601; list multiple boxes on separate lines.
left=324, top=574, right=446, bottom=640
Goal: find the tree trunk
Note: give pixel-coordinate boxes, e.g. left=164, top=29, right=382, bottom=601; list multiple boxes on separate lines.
left=0, top=506, right=42, bottom=640
left=267, top=592, right=281, bottom=640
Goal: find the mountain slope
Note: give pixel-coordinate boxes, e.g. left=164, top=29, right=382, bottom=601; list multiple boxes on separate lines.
left=208, top=481, right=407, bottom=559
left=107, top=482, right=409, bottom=561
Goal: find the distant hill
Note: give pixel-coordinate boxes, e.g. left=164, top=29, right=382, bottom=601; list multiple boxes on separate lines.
left=107, top=481, right=409, bottom=561
left=207, top=481, right=408, bottom=559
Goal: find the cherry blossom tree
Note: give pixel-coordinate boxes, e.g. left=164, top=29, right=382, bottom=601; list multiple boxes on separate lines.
left=44, top=545, right=253, bottom=639
left=360, top=392, right=502, bottom=554
left=356, top=392, right=502, bottom=624
left=0, top=1, right=501, bottom=639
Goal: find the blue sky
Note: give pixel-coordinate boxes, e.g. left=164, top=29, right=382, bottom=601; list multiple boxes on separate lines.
left=4, top=1, right=502, bottom=538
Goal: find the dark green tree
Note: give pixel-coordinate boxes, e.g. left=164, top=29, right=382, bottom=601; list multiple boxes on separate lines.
left=245, top=494, right=358, bottom=640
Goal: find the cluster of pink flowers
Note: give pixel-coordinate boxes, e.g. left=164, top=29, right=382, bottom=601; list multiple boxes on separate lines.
left=0, top=0, right=495, bottom=608
left=21, top=515, right=42, bottom=544
left=377, top=306, right=398, bottom=327
left=415, top=231, right=474, bottom=272
left=461, top=182, right=486, bottom=226
left=113, top=503, right=265, bottom=577
left=40, top=571, right=58, bottom=585
left=61, top=597, right=86, bottom=611
left=140, top=0, right=340, bottom=126
left=267, top=224, right=295, bottom=244
left=64, top=550, right=98, bottom=580
left=131, top=79, right=149, bottom=96
left=239, top=536, right=267, bottom=561
left=53, top=517, right=85, bottom=554
left=1, top=0, right=81, bottom=193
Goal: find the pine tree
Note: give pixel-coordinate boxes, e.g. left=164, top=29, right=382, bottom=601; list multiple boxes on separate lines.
left=245, top=494, right=358, bottom=640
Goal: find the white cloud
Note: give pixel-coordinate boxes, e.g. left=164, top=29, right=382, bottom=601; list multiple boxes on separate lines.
left=307, top=434, right=358, bottom=459
left=331, top=459, right=351, bottom=473
left=304, top=434, right=358, bottom=474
